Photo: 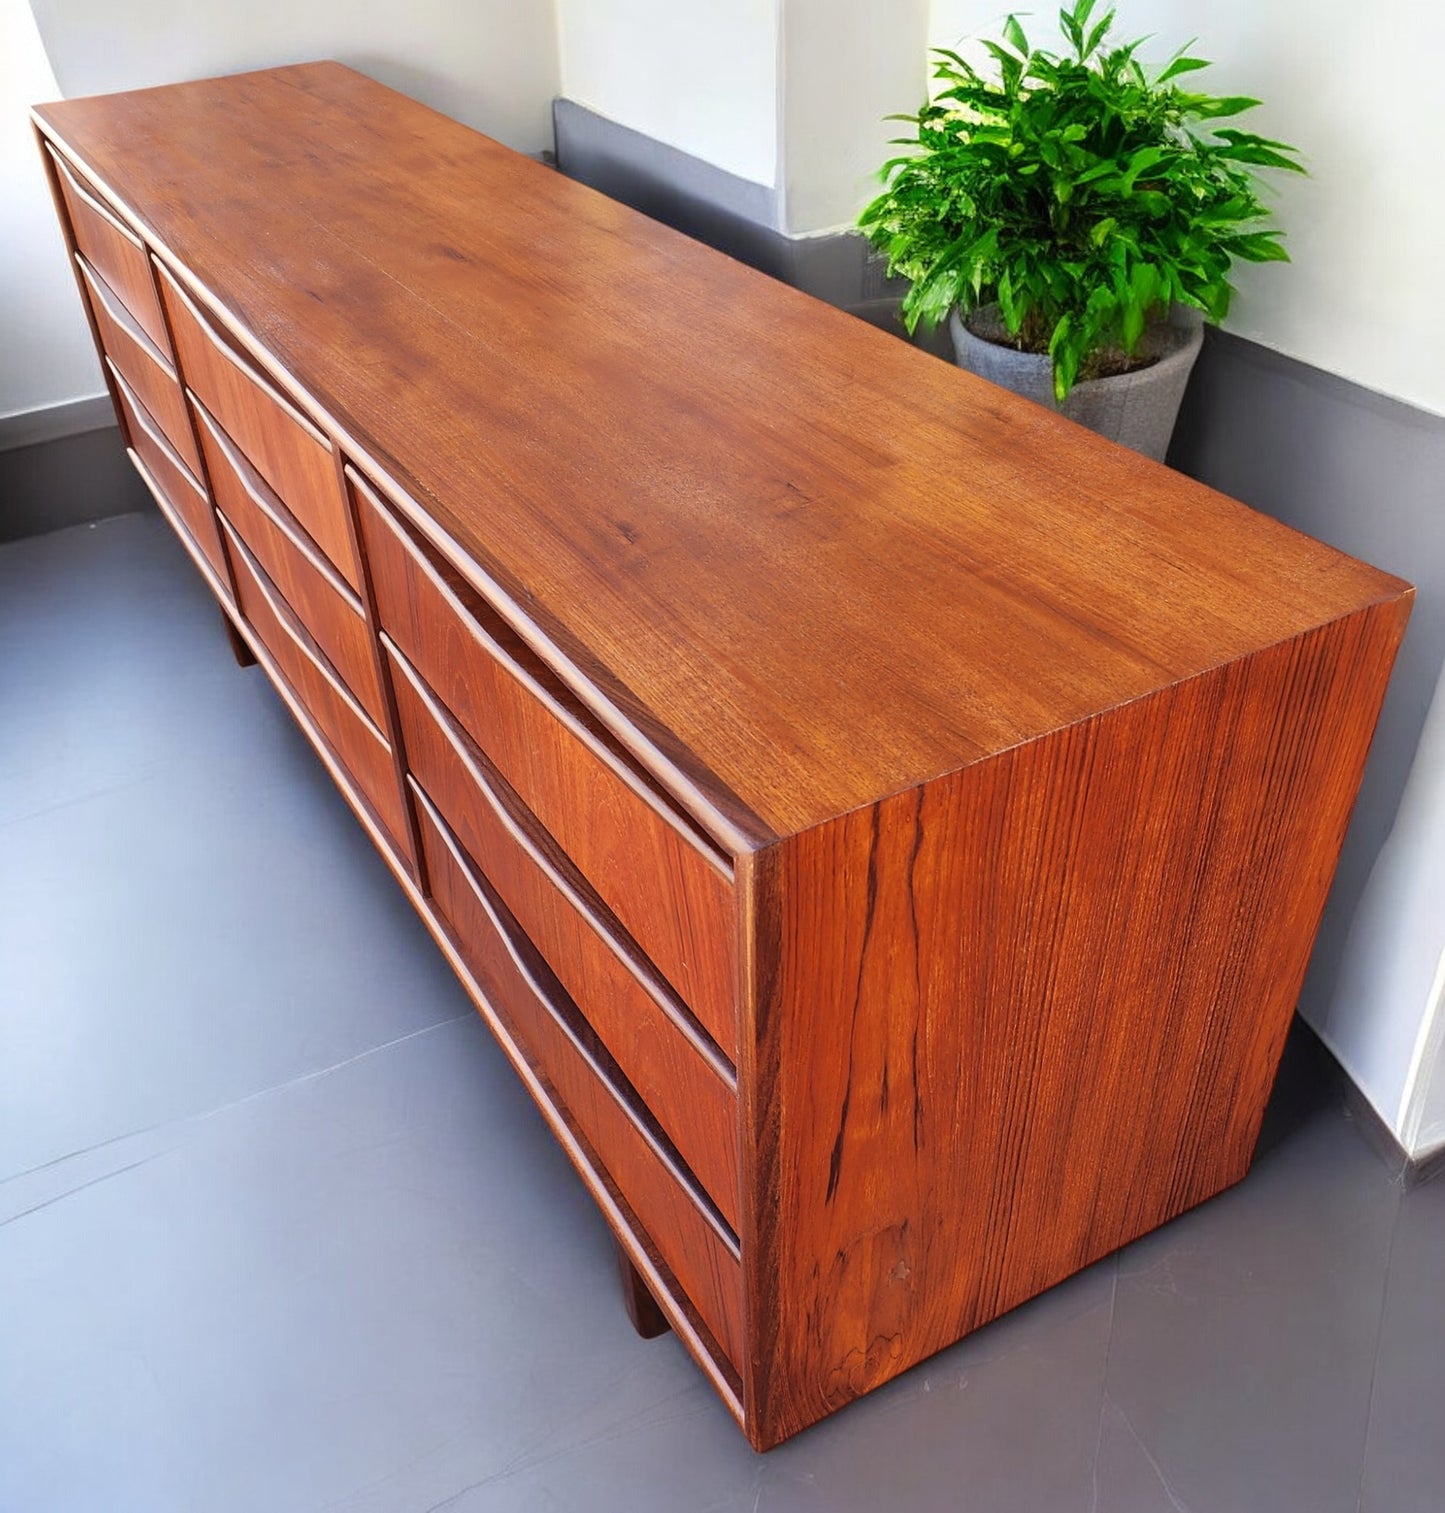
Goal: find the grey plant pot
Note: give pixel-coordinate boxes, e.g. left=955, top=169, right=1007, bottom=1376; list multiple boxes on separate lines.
left=948, top=306, right=1204, bottom=462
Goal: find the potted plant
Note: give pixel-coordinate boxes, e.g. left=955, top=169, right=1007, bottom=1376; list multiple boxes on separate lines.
left=858, top=0, right=1303, bottom=460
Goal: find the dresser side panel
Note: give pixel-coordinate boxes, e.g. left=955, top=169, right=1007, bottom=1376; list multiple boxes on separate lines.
left=743, top=594, right=1410, bottom=1447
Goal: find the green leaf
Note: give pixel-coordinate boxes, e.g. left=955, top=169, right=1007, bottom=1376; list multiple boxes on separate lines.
left=858, top=0, right=1302, bottom=402
left=1157, top=54, right=1209, bottom=83
left=1225, top=231, right=1291, bottom=262
left=1190, top=94, right=1262, bottom=119
left=1082, top=10, right=1114, bottom=59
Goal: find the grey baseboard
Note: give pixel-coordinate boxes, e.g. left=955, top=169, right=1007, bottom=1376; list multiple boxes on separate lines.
left=0, top=422, right=154, bottom=543
left=0, top=392, right=115, bottom=452
left=553, top=97, right=903, bottom=310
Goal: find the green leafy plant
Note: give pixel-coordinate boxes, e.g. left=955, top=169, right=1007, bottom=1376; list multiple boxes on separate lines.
left=858, top=0, right=1304, bottom=399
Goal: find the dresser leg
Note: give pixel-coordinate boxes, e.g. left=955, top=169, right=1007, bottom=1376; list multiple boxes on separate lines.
left=615, top=1239, right=671, bottom=1340
left=221, top=610, right=257, bottom=667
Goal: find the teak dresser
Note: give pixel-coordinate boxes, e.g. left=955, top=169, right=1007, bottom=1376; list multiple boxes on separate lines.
left=34, top=63, right=1411, bottom=1449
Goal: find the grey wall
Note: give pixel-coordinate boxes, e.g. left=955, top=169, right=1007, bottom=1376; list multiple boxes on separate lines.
left=0, top=421, right=151, bottom=541
left=1168, top=333, right=1445, bottom=1132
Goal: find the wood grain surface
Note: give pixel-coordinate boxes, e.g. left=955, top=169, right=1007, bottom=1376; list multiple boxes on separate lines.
left=76, top=255, right=201, bottom=476
left=221, top=516, right=408, bottom=852
left=109, top=361, right=227, bottom=582
left=157, top=258, right=359, bottom=589
left=358, top=475, right=740, bottom=1057
left=741, top=596, right=1410, bottom=1445
left=33, top=65, right=1409, bottom=840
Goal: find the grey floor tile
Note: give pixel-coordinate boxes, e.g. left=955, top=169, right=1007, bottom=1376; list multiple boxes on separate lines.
left=0, top=1014, right=711, bottom=1513
left=448, top=1255, right=1118, bottom=1513
left=0, top=518, right=471, bottom=1181
left=1360, top=1175, right=1445, bottom=1513
left=0, top=746, right=471, bottom=1180
left=1092, top=1398, right=1188, bottom=1513
left=0, top=516, right=250, bottom=827
left=1101, top=1109, right=1403, bottom=1513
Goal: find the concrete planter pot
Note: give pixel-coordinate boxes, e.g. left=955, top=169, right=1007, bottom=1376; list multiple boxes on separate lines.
left=948, top=306, right=1204, bottom=462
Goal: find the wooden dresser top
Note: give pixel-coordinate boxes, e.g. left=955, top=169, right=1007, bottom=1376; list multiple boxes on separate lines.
left=35, top=63, right=1410, bottom=844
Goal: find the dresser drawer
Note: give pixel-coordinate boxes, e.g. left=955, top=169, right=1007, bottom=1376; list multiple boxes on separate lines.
left=414, top=784, right=744, bottom=1370
left=196, top=403, right=386, bottom=727
left=48, top=147, right=170, bottom=354
left=386, top=637, right=741, bottom=1228
left=109, top=360, right=228, bottom=588
left=78, top=256, right=202, bottom=477
left=157, top=263, right=359, bottom=590
left=219, top=517, right=408, bottom=853
left=354, top=473, right=739, bottom=1058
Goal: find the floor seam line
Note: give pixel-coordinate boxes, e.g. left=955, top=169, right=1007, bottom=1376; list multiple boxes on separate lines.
left=1353, top=1189, right=1405, bottom=1513
left=0, top=1013, right=466, bottom=1192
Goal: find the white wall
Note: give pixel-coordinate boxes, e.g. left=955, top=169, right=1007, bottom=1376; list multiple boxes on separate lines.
left=0, top=0, right=101, bottom=425
left=554, top=0, right=778, bottom=189
left=779, top=0, right=927, bottom=235
left=929, top=0, right=1445, bottom=418
left=29, top=0, right=559, bottom=151
left=1324, top=667, right=1445, bottom=1158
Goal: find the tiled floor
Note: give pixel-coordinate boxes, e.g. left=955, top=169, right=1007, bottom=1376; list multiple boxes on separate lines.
left=2, top=511, right=1441, bottom=1513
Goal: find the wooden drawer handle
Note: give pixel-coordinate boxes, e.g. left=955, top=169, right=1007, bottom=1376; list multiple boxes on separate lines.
left=194, top=401, right=359, bottom=612
left=77, top=253, right=173, bottom=375
left=220, top=518, right=382, bottom=740
left=358, top=478, right=732, bottom=880
left=51, top=149, right=144, bottom=249
left=386, top=635, right=736, bottom=1083
left=105, top=358, right=198, bottom=489
left=161, top=267, right=330, bottom=447
left=411, top=780, right=740, bottom=1255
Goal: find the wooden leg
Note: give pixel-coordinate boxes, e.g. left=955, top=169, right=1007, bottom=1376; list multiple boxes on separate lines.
left=221, top=610, right=257, bottom=667
left=614, top=1238, right=670, bottom=1339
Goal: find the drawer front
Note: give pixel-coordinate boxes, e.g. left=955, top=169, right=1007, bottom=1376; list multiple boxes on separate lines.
left=414, top=786, right=744, bottom=1371
left=109, top=361, right=228, bottom=588
left=355, top=474, right=739, bottom=1059
left=220, top=518, right=408, bottom=853
left=196, top=403, right=386, bottom=728
left=78, top=256, right=202, bottom=477
left=49, top=147, right=170, bottom=354
left=386, top=637, right=741, bottom=1229
left=157, top=263, right=359, bottom=590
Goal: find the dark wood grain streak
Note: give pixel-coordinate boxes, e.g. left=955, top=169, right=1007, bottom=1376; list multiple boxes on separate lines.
left=742, top=597, right=1410, bottom=1446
